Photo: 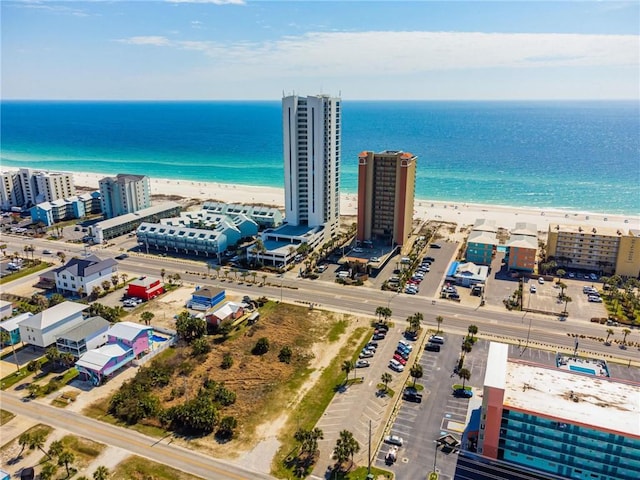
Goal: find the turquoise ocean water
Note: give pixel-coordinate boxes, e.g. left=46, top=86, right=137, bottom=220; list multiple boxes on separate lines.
left=1, top=100, right=638, bottom=215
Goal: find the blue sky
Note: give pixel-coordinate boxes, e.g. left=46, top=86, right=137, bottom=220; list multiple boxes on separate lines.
left=2, top=0, right=639, bottom=100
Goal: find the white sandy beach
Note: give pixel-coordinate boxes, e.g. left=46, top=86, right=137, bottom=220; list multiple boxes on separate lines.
left=4, top=168, right=639, bottom=233
left=67, top=171, right=639, bottom=233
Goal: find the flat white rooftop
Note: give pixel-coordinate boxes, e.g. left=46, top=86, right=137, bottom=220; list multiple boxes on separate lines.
left=504, top=361, right=640, bottom=437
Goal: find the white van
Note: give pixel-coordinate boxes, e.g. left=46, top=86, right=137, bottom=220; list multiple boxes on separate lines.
left=428, top=335, right=445, bottom=345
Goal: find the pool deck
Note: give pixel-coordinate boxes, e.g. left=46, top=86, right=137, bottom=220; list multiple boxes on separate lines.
left=556, top=353, right=609, bottom=377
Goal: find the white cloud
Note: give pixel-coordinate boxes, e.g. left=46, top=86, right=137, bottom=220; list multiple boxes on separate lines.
left=117, top=36, right=172, bottom=47
left=121, top=30, right=637, bottom=74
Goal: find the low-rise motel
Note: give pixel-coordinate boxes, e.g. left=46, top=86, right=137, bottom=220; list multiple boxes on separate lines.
left=475, top=343, right=639, bottom=480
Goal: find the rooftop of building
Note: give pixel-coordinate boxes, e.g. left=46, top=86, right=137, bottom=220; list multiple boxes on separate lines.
left=503, top=360, right=640, bottom=437
left=100, top=173, right=148, bottom=184
left=95, top=202, right=181, bottom=230
left=54, top=254, right=117, bottom=278
left=19, top=302, right=87, bottom=330
left=472, top=218, right=498, bottom=233
left=57, top=316, right=109, bottom=342
left=128, top=276, right=162, bottom=288
left=506, top=234, right=538, bottom=249
left=107, top=321, right=152, bottom=341
left=0, top=312, right=33, bottom=332
left=264, top=223, right=323, bottom=238
left=512, top=222, right=538, bottom=237
left=467, top=229, right=498, bottom=245
left=548, top=223, right=630, bottom=237
left=192, top=286, right=224, bottom=299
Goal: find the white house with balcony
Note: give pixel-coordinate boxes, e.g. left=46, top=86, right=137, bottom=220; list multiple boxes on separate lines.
left=54, top=254, right=118, bottom=296
left=18, top=302, right=88, bottom=349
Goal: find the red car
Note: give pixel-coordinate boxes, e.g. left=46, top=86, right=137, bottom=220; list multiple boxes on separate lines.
left=393, top=353, right=407, bottom=365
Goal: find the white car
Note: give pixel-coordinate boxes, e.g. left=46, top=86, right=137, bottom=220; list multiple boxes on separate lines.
left=384, top=435, right=404, bottom=446
left=388, top=359, right=404, bottom=372
left=530, top=285, right=537, bottom=293
left=398, top=340, right=413, bottom=351
left=588, top=295, right=603, bottom=303
left=538, top=277, right=545, bottom=284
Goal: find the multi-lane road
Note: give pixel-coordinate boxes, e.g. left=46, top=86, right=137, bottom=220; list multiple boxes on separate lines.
left=3, top=235, right=638, bottom=364
left=1, top=234, right=638, bottom=479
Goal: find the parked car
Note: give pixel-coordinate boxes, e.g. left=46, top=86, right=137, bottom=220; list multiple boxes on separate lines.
left=398, top=340, right=413, bottom=351
left=538, top=277, right=545, bottom=284
left=355, top=359, right=370, bottom=368
left=115, top=253, right=129, bottom=260
left=384, top=434, right=404, bottom=446
left=393, top=353, right=407, bottom=365
left=395, top=349, right=410, bottom=360
left=454, top=388, right=473, bottom=398
left=42, top=249, right=52, bottom=254
left=375, top=323, right=389, bottom=332
left=588, top=295, right=603, bottom=303
left=385, top=446, right=398, bottom=465
left=530, top=285, right=537, bottom=293
left=388, top=359, right=404, bottom=372
left=425, top=342, right=441, bottom=352
left=359, top=350, right=374, bottom=359
left=403, top=387, right=423, bottom=403
left=373, top=333, right=386, bottom=341
left=367, top=340, right=379, bottom=348
left=423, top=256, right=435, bottom=262
left=430, top=243, right=442, bottom=249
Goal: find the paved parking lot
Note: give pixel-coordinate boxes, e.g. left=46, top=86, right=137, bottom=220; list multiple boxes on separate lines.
left=374, top=336, right=579, bottom=479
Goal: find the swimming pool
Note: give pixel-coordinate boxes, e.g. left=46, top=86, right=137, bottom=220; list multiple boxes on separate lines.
left=151, top=335, right=168, bottom=343
left=569, top=365, right=596, bottom=375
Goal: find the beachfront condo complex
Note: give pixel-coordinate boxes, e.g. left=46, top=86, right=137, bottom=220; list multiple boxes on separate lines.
left=99, top=173, right=151, bottom=219
left=282, top=94, right=341, bottom=240
left=356, top=150, right=417, bottom=247
left=547, top=224, right=640, bottom=278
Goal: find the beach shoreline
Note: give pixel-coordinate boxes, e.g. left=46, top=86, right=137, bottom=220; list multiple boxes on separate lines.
left=4, top=167, right=639, bottom=233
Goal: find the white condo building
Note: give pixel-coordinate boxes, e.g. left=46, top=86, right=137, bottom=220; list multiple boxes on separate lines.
left=282, top=94, right=341, bottom=238
left=0, top=171, right=24, bottom=210
left=15, top=168, right=75, bottom=207
left=99, top=174, right=151, bottom=219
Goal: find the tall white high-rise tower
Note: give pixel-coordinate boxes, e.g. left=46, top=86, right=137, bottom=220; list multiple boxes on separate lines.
left=282, top=94, right=341, bottom=238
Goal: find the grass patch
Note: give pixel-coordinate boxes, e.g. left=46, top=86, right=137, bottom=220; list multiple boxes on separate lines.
left=112, top=455, right=204, bottom=480
left=452, top=384, right=472, bottom=391
left=0, top=261, right=52, bottom=285
left=376, top=384, right=395, bottom=397
left=411, top=383, right=424, bottom=392
left=271, top=326, right=369, bottom=479
left=59, top=434, right=106, bottom=469
left=0, top=409, right=15, bottom=426
left=0, top=357, right=47, bottom=390
left=83, top=397, right=166, bottom=439
left=337, top=466, right=394, bottom=479
left=327, top=319, right=348, bottom=343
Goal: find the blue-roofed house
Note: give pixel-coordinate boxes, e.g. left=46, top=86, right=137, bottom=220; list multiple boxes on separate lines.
left=190, top=286, right=225, bottom=310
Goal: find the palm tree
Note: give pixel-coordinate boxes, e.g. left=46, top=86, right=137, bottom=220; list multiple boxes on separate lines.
left=410, top=363, right=423, bottom=387
left=342, top=360, right=355, bottom=382
left=467, top=324, right=478, bottom=340
left=141, top=311, right=154, bottom=326
left=27, top=429, right=49, bottom=458
left=458, top=367, right=471, bottom=389
left=251, top=271, right=257, bottom=284
left=335, top=430, right=360, bottom=470
left=18, top=432, right=31, bottom=457
left=101, top=280, right=111, bottom=292
left=111, top=275, right=119, bottom=288
left=562, top=295, right=572, bottom=315
left=1, top=330, right=20, bottom=372
left=461, top=338, right=473, bottom=360
left=605, top=328, right=614, bottom=345
left=622, top=328, right=631, bottom=346
left=160, top=268, right=166, bottom=282
left=120, top=273, right=128, bottom=284
left=381, top=372, right=392, bottom=392
left=557, top=281, right=568, bottom=298
left=556, top=268, right=566, bottom=279
left=261, top=274, right=267, bottom=286
left=213, top=265, right=221, bottom=279
left=93, top=465, right=110, bottom=480
left=48, top=440, right=63, bottom=459
left=58, top=450, right=75, bottom=477
left=39, top=463, right=58, bottom=480
left=77, top=286, right=85, bottom=299
left=0, top=243, right=6, bottom=257
left=436, top=315, right=444, bottom=334
left=375, top=306, right=386, bottom=322
left=57, top=251, right=66, bottom=264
